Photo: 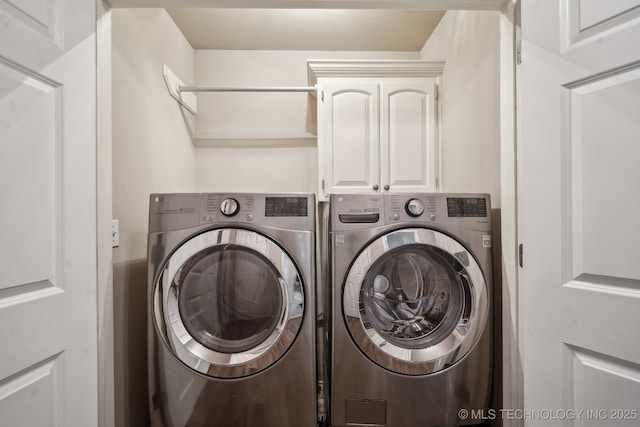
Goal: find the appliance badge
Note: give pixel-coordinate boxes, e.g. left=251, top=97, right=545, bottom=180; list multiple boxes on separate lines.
left=335, top=234, right=345, bottom=247
left=482, top=234, right=492, bottom=248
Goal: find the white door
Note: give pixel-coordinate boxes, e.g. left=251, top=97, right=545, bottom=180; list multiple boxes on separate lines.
left=0, top=0, right=98, bottom=425
left=318, top=79, right=380, bottom=197
left=521, top=0, right=640, bottom=424
left=380, top=78, right=438, bottom=193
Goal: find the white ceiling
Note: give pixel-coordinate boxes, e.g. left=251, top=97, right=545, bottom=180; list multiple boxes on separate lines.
left=166, top=9, right=446, bottom=51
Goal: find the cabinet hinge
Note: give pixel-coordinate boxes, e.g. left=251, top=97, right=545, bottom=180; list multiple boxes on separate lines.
left=321, top=179, right=325, bottom=190
left=321, top=90, right=324, bottom=102
left=435, top=84, right=439, bottom=100
left=435, top=177, right=439, bottom=189
left=516, top=40, right=522, bottom=65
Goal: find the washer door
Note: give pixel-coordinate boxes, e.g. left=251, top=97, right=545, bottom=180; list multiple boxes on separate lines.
left=154, top=228, right=304, bottom=378
left=343, top=228, right=488, bottom=375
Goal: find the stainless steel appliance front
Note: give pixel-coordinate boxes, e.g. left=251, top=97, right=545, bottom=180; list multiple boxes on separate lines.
left=330, top=193, right=493, bottom=427
left=148, top=193, right=317, bottom=427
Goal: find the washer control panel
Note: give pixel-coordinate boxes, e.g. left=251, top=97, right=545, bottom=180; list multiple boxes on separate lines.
left=385, top=193, right=490, bottom=228
left=446, top=197, right=488, bottom=217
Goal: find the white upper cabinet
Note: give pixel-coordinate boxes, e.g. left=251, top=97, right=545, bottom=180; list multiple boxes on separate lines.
left=319, top=79, right=380, bottom=196
left=381, top=79, right=438, bottom=194
left=308, top=61, right=443, bottom=200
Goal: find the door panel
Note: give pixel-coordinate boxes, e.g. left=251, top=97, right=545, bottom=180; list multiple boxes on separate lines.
left=0, top=0, right=63, bottom=69
left=0, top=0, right=97, bottom=425
left=0, top=59, right=59, bottom=292
left=565, top=69, right=640, bottom=282
left=565, top=344, right=640, bottom=426
left=321, top=80, right=379, bottom=195
left=521, top=0, right=640, bottom=423
left=563, top=0, right=640, bottom=49
left=381, top=79, right=438, bottom=193
left=0, top=355, right=62, bottom=427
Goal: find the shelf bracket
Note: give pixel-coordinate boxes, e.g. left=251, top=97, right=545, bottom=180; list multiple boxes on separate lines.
left=163, top=64, right=197, bottom=115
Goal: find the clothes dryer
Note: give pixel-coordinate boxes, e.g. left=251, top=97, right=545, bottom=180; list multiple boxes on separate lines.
left=147, top=193, right=317, bottom=427
left=329, top=193, right=493, bottom=427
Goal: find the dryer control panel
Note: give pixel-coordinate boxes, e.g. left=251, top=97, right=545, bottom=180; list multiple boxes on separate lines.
left=148, top=193, right=315, bottom=232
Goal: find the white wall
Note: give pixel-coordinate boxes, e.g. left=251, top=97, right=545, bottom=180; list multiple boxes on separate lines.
left=420, top=10, right=501, bottom=207
left=111, top=8, right=195, bottom=427
left=112, top=8, right=196, bottom=263
left=421, top=10, right=503, bottom=417
left=193, top=50, right=418, bottom=193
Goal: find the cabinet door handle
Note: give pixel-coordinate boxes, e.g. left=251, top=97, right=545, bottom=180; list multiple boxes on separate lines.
left=384, top=185, right=390, bottom=191
left=372, top=185, right=379, bottom=191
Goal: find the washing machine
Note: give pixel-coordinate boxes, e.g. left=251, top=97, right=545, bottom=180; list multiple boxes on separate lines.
left=147, top=193, right=317, bottom=427
left=329, top=193, right=493, bottom=427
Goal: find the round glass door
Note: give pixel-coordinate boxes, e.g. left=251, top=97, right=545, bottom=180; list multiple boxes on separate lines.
left=177, top=246, right=284, bottom=354
left=343, top=228, right=487, bottom=375
left=154, top=228, right=304, bottom=378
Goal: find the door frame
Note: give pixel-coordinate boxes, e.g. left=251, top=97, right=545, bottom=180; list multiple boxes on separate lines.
left=96, top=1, right=519, bottom=427
left=97, top=3, right=114, bottom=427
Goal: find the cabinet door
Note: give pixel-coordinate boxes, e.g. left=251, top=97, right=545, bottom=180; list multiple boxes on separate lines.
left=318, top=80, right=379, bottom=198
left=381, top=78, right=438, bottom=193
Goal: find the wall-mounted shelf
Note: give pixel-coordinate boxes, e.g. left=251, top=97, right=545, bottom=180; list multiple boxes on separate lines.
left=193, top=137, right=317, bottom=148
left=164, top=63, right=317, bottom=117
left=193, top=130, right=317, bottom=147
left=180, top=86, right=316, bottom=93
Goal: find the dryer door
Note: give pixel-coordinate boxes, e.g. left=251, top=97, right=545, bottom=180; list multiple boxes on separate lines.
left=342, top=228, right=488, bottom=375
left=153, top=227, right=304, bottom=378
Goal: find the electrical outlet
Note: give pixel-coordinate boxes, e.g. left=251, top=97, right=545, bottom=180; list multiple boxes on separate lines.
left=112, top=219, right=120, bottom=248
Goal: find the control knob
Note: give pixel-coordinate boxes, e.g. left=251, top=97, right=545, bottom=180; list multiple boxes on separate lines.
left=220, top=198, right=240, bottom=217
left=405, top=198, right=425, bottom=217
